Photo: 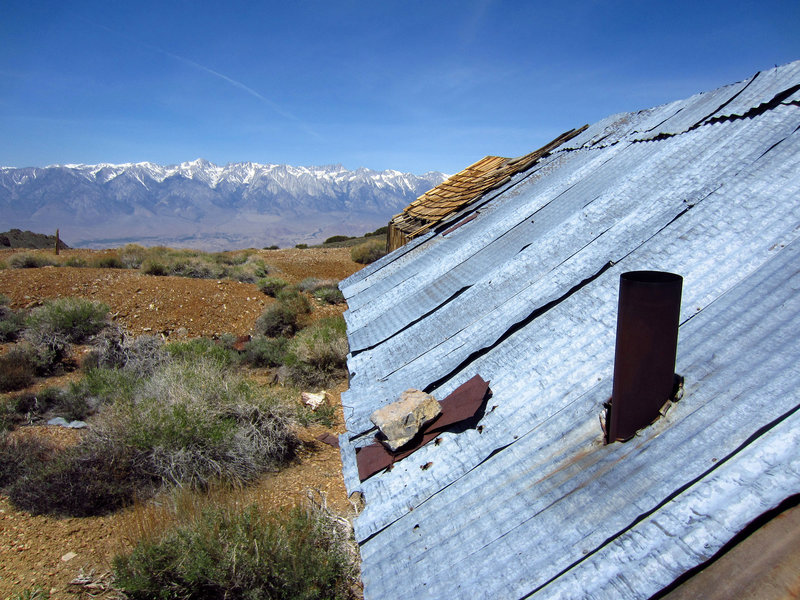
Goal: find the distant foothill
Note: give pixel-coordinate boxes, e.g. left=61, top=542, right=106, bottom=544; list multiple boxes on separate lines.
left=0, top=229, right=70, bottom=250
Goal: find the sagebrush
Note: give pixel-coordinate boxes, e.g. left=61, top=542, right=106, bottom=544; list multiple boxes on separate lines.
left=350, top=239, right=387, bottom=264
left=113, top=502, right=357, bottom=600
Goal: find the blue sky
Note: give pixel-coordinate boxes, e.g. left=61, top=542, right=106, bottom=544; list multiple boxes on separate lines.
left=2, top=1, right=799, bottom=174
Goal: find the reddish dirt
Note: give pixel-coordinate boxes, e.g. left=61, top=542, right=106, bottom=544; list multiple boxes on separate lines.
left=0, top=248, right=361, bottom=339
left=0, top=247, right=362, bottom=599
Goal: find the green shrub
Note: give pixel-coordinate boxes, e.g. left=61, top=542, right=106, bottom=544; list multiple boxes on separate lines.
left=78, top=367, right=140, bottom=402
left=257, top=276, right=290, bottom=297
left=58, top=369, right=140, bottom=421
left=255, top=304, right=301, bottom=338
left=216, top=332, right=238, bottom=351
left=0, top=300, right=25, bottom=342
left=141, top=259, right=168, bottom=276
left=119, top=244, right=149, bottom=268
left=0, top=346, right=37, bottom=392
left=324, top=235, right=352, bottom=244
left=350, top=239, right=387, bottom=264
left=91, top=255, right=125, bottom=269
left=264, top=245, right=280, bottom=250
left=113, top=504, right=355, bottom=600
left=295, top=243, right=308, bottom=249
left=5, top=359, right=298, bottom=516
left=6, top=386, right=66, bottom=421
left=242, top=335, right=289, bottom=367
left=25, top=297, right=109, bottom=344
left=166, top=337, right=236, bottom=367
left=103, top=359, right=297, bottom=488
left=64, top=256, right=88, bottom=267
left=297, top=277, right=327, bottom=293
left=6, top=440, right=150, bottom=516
left=227, top=264, right=260, bottom=283
left=168, top=258, right=222, bottom=279
left=210, top=251, right=249, bottom=266
left=314, top=286, right=346, bottom=305
left=276, top=288, right=312, bottom=315
left=285, top=317, right=349, bottom=387
left=8, top=253, right=57, bottom=269
left=90, top=328, right=167, bottom=376
left=365, top=225, right=388, bottom=237
left=0, top=434, right=58, bottom=488
left=297, top=401, right=337, bottom=428
left=22, top=298, right=108, bottom=373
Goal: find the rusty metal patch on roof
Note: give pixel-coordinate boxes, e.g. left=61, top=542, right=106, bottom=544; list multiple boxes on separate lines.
left=356, top=374, right=491, bottom=481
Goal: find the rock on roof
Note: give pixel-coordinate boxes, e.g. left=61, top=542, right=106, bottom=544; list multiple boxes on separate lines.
left=338, top=60, right=800, bottom=599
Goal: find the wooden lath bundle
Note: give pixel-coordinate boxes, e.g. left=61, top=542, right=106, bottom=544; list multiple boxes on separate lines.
left=386, top=126, right=588, bottom=251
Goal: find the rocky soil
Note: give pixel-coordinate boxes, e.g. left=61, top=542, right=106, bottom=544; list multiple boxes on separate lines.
left=0, top=246, right=363, bottom=599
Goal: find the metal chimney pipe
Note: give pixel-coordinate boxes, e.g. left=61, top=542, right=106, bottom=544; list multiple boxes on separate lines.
left=608, top=271, right=683, bottom=442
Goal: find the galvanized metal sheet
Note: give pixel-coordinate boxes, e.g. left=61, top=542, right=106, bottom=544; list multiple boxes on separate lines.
left=344, top=121, right=800, bottom=543
left=338, top=60, right=800, bottom=599
left=358, top=235, right=800, bottom=599
left=343, top=109, right=800, bottom=437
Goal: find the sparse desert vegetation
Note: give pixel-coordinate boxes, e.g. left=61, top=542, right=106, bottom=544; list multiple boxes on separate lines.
left=2, top=243, right=272, bottom=284
left=0, top=244, right=362, bottom=599
left=350, top=239, right=388, bottom=264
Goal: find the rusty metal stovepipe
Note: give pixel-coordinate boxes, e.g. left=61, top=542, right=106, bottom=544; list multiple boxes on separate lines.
left=608, top=271, right=683, bottom=442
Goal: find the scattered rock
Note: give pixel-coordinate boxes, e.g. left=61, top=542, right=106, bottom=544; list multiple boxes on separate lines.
left=61, top=551, right=77, bottom=562
left=370, top=389, right=441, bottom=451
left=47, top=417, right=87, bottom=429
left=302, top=390, right=328, bottom=410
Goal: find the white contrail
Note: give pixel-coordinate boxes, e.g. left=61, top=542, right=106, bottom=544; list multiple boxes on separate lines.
left=88, top=20, right=321, bottom=138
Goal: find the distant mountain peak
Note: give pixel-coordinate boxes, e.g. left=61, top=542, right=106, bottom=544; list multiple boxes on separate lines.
left=0, top=160, right=446, bottom=251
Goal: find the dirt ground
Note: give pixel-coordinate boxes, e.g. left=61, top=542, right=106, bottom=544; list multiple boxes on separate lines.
left=0, top=247, right=363, bottom=599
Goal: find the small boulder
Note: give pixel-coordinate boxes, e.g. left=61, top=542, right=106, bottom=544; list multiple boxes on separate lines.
left=302, top=390, right=328, bottom=410
left=370, top=389, right=441, bottom=451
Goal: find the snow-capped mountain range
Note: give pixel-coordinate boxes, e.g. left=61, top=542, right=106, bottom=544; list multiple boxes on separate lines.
left=0, top=159, right=446, bottom=250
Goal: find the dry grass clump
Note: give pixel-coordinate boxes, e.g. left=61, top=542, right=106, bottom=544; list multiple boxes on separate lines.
left=98, top=359, right=297, bottom=489
left=21, top=297, right=109, bottom=373
left=350, top=239, right=387, bottom=264
left=1, top=355, right=299, bottom=516
left=0, top=347, right=36, bottom=392
left=87, top=326, right=168, bottom=375
left=255, top=289, right=312, bottom=338
left=297, top=277, right=345, bottom=304
left=285, top=316, right=349, bottom=387
left=0, top=294, right=25, bottom=342
left=118, top=244, right=270, bottom=282
left=242, top=335, right=289, bottom=367
left=7, top=252, right=58, bottom=269
left=113, top=491, right=358, bottom=600
left=25, top=297, right=109, bottom=344
left=257, top=275, right=290, bottom=297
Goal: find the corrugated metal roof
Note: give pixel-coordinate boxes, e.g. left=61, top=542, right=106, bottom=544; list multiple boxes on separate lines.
left=338, top=60, right=800, bottom=599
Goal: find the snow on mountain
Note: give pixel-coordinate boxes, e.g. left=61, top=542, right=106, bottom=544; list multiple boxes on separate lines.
left=0, top=160, right=446, bottom=250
